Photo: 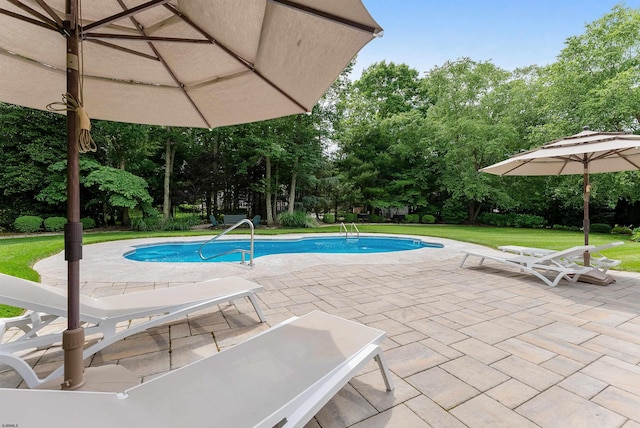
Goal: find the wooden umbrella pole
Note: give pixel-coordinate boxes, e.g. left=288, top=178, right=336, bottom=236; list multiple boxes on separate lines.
left=61, top=0, right=85, bottom=390
left=583, top=159, right=591, bottom=267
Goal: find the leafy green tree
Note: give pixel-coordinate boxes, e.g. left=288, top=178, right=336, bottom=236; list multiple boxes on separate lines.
left=348, top=61, right=424, bottom=119
left=91, top=121, right=157, bottom=225
left=37, top=159, right=153, bottom=225
left=540, top=4, right=640, bottom=134
left=422, top=58, right=516, bottom=222
left=337, top=62, right=425, bottom=214
left=84, top=164, right=154, bottom=224
left=0, top=103, right=66, bottom=225
left=147, top=126, right=190, bottom=218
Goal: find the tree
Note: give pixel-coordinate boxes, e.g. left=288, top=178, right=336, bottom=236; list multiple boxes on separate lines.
left=147, top=126, right=190, bottom=218
left=0, top=103, right=66, bottom=225
left=337, top=62, right=425, bottom=214
left=84, top=165, right=154, bottom=224
left=540, top=5, right=640, bottom=135
left=37, top=159, right=153, bottom=225
left=91, top=121, right=156, bottom=225
left=422, top=58, right=516, bottom=222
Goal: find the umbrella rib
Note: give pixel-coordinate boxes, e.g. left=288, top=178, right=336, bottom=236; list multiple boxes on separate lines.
left=500, top=159, right=533, bottom=175
left=86, top=39, right=160, bottom=62
left=270, top=0, right=380, bottom=34
left=0, top=46, right=175, bottom=88
left=556, top=159, right=569, bottom=175
left=83, top=33, right=211, bottom=44
left=589, top=148, right=640, bottom=166
left=5, top=0, right=58, bottom=29
left=621, top=156, right=640, bottom=170
left=163, top=3, right=309, bottom=113
left=0, top=6, right=58, bottom=32
left=83, top=0, right=171, bottom=32
left=34, top=0, right=63, bottom=28
left=116, top=0, right=211, bottom=128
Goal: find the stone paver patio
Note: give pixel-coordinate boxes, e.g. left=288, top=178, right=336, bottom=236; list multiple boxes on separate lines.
left=2, top=233, right=640, bottom=427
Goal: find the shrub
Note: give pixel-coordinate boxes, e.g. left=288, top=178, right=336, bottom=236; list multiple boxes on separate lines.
left=130, top=215, right=199, bottom=231
left=369, top=213, right=384, bottom=223
left=632, top=228, right=640, bottom=242
left=552, top=224, right=581, bottom=232
left=177, top=204, right=199, bottom=213
left=477, top=212, right=546, bottom=229
left=44, top=216, right=67, bottom=232
left=611, top=225, right=633, bottom=235
left=478, top=212, right=504, bottom=227
left=322, top=213, right=335, bottom=224
left=441, top=200, right=467, bottom=224
left=405, top=214, right=420, bottom=224
left=343, top=213, right=357, bottom=223
left=131, top=217, right=150, bottom=231
left=514, top=214, right=546, bottom=229
left=589, top=223, right=612, bottom=234
left=421, top=214, right=436, bottom=224
left=80, top=217, right=96, bottom=230
left=14, top=216, right=43, bottom=233
left=278, top=212, right=317, bottom=228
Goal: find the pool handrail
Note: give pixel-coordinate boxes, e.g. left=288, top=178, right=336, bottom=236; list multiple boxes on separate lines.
left=198, top=219, right=255, bottom=265
left=339, top=222, right=359, bottom=238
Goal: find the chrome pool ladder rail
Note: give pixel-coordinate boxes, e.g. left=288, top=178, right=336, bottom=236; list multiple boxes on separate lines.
left=339, top=222, right=359, bottom=238
left=198, top=218, right=255, bottom=265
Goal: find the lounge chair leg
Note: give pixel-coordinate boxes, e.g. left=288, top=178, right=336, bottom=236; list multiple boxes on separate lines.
left=248, top=294, right=267, bottom=323
left=374, top=352, right=395, bottom=391
left=459, top=254, right=469, bottom=267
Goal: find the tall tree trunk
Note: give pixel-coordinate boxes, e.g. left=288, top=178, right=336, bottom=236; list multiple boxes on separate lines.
left=118, top=158, right=130, bottom=226
left=468, top=201, right=482, bottom=224
left=212, top=137, right=220, bottom=216
left=163, top=138, right=176, bottom=218
left=272, top=164, right=279, bottom=222
left=265, top=156, right=273, bottom=226
left=288, top=158, right=298, bottom=214
left=205, top=186, right=212, bottom=218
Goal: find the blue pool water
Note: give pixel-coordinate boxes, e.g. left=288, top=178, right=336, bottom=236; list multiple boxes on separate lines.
left=124, top=236, right=442, bottom=263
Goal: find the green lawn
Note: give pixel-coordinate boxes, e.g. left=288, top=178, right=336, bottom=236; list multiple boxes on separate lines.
left=0, top=224, right=636, bottom=317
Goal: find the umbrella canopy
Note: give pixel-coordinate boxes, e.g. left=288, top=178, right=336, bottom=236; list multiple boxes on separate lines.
left=0, top=0, right=382, bottom=128
left=0, top=0, right=381, bottom=390
left=481, top=127, right=640, bottom=264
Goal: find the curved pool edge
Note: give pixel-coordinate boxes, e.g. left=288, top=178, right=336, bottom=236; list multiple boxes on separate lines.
left=33, top=233, right=476, bottom=286
left=124, top=235, right=444, bottom=263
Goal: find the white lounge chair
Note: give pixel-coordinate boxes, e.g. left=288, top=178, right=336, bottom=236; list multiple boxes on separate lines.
left=498, top=245, right=556, bottom=257
left=498, top=241, right=623, bottom=272
left=0, top=311, right=394, bottom=428
left=0, top=273, right=266, bottom=388
left=460, top=245, right=596, bottom=287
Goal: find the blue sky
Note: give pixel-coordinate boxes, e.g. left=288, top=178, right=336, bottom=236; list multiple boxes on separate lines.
left=352, top=0, right=640, bottom=78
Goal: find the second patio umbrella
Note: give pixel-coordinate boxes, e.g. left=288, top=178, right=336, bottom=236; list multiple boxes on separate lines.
left=481, top=127, right=640, bottom=266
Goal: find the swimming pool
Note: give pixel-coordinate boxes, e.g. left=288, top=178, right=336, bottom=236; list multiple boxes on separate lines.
left=124, top=236, right=443, bottom=263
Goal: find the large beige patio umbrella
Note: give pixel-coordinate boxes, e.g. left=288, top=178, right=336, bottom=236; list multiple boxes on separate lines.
left=481, top=127, right=640, bottom=265
left=0, top=0, right=381, bottom=390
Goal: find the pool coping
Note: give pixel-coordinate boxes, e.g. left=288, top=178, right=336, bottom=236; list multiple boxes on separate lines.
left=34, top=233, right=473, bottom=287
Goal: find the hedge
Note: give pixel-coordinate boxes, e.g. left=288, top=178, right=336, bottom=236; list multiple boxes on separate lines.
left=14, top=216, right=43, bottom=233
left=477, top=212, right=546, bottom=229
left=322, top=213, right=335, bottom=224
left=44, top=216, right=66, bottom=232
